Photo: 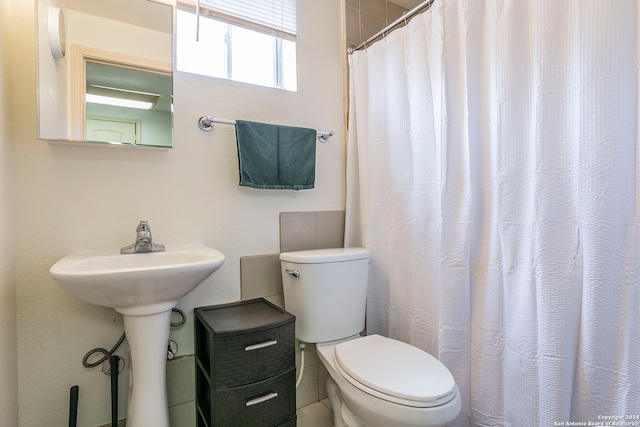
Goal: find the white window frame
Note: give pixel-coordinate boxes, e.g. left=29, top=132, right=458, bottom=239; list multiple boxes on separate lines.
left=176, top=1, right=297, bottom=91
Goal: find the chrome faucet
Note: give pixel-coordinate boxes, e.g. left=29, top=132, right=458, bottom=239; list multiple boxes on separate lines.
left=120, top=220, right=165, bottom=254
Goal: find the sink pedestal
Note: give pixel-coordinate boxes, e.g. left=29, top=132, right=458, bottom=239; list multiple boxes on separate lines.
left=49, top=244, right=226, bottom=427
left=118, top=302, right=176, bottom=427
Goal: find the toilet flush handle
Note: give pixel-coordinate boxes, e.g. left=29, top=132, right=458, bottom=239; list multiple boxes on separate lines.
left=285, top=269, right=300, bottom=277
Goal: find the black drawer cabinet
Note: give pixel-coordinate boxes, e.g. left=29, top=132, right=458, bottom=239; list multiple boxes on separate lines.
left=195, top=298, right=296, bottom=427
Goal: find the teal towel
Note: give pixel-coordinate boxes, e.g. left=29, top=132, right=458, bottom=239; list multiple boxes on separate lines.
left=235, top=120, right=316, bottom=190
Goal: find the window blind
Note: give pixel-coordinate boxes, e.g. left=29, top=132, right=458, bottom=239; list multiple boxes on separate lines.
left=178, top=0, right=297, bottom=40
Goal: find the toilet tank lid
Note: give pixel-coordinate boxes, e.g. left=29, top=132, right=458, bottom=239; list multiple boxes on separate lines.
left=280, top=247, right=370, bottom=264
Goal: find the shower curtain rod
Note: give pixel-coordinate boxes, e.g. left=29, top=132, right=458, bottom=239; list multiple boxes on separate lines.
left=349, top=0, right=435, bottom=53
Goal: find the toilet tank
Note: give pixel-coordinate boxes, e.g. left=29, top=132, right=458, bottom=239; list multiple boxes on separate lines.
left=280, top=247, right=371, bottom=343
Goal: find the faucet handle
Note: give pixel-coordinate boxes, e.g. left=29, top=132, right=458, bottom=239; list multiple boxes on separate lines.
left=121, top=220, right=164, bottom=254
left=137, top=221, right=152, bottom=245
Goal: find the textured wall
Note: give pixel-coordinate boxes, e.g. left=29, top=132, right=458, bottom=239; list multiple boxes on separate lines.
left=0, top=0, right=18, bottom=425
left=9, top=0, right=347, bottom=425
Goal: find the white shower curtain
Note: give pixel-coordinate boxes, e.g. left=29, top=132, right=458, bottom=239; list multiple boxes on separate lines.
left=345, top=0, right=640, bottom=425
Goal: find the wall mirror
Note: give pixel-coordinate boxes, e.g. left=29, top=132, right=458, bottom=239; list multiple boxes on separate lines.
left=36, top=0, right=174, bottom=148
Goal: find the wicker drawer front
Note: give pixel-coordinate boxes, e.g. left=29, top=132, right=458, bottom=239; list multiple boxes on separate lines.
left=278, top=417, right=297, bottom=427
left=211, top=323, right=294, bottom=388
left=210, top=368, right=296, bottom=427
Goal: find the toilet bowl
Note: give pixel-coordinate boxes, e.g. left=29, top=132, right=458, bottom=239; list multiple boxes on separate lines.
left=317, top=335, right=461, bottom=427
left=280, top=248, right=462, bottom=427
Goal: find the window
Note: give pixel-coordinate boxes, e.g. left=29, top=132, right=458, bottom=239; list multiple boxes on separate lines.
left=176, top=0, right=297, bottom=91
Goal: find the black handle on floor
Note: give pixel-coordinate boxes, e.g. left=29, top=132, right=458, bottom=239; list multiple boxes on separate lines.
left=110, top=355, right=119, bottom=427
left=68, top=385, right=79, bottom=427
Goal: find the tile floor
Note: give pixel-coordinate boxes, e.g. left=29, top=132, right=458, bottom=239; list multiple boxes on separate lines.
left=102, top=398, right=335, bottom=427
left=296, top=398, right=334, bottom=427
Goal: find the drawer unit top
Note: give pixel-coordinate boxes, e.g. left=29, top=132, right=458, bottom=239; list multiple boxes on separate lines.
left=195, top=298, right=294, bottom=336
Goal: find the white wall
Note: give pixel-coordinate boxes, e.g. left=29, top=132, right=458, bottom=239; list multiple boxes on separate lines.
left=66, top=9, right=172, bottom=61
left=12, top=0, right=346, bottom=425
left=0, top=0, right=18, bottom=425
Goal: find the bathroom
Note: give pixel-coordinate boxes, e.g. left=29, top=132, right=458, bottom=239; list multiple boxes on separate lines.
left=1, top=0, right=639, bottom=426
left=0, top=0, right=380, bottom=425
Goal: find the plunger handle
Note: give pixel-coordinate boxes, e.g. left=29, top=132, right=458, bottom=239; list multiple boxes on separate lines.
left=69, top=385, right=79, bottom=427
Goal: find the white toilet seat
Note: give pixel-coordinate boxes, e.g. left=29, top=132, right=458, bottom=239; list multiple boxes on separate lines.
left=334, top=335, right=457, bottom=408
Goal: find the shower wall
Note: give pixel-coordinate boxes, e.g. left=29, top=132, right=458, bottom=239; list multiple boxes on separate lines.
left=345, top=0, right=409, bottom=47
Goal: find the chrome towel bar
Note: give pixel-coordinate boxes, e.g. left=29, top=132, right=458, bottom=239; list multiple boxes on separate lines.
left=198, top=116, right=334, bottom=143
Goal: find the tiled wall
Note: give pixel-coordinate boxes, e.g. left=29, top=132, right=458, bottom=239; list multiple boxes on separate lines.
left=346, top=0, right=409, bottom=47
left=240, top=210, right=346, bottom=409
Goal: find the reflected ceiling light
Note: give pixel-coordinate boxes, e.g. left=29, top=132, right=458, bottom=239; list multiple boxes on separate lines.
left=86, top=85, right=160, bottom=110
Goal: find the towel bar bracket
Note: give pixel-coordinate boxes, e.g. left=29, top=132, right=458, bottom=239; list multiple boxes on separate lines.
left=197, top=116, right=333, bottom=142
left=317, top=131, right=333, bottom=143
left=198, top=116, right=213, bottom=131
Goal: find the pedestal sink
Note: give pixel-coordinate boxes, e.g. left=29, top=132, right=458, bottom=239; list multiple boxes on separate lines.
left=49, top=244, right=225, bottom=427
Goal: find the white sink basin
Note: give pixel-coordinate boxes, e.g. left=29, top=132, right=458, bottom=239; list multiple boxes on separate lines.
left=49, top=244, right=225, bottom=310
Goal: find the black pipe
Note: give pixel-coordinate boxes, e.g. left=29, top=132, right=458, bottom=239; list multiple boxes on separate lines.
left=110, top=355, right=119, bottom=427
left=68, top=385, right=79, bottom=427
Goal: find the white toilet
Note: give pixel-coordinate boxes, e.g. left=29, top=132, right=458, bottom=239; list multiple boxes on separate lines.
left=280, top=248, right=462, bottom=427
